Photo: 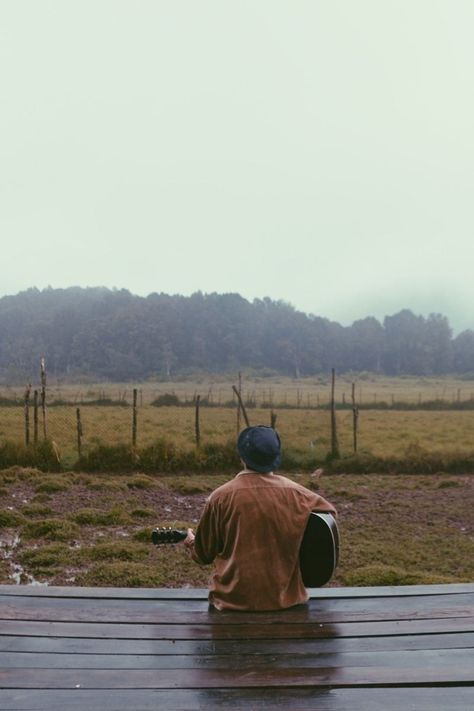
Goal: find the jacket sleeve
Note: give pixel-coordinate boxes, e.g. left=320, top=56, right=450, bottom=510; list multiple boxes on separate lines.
left=190, top=497, right=223, bottom=565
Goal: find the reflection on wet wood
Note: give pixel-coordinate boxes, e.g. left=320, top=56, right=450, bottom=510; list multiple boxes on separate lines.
left=0, top=583, right=472, bottom=710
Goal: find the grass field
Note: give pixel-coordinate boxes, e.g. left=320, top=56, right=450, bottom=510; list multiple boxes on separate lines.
left=1, top=376, right=472, bottom=590
left=2, top=373, right=474, bottom=407
left=0, top=467, right=472, bottom=589
left=2, top=404, right=474, bottom=470
left=0, top=374, right=474, bottom=473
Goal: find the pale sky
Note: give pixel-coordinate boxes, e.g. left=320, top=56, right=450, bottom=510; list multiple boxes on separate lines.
left=1, top=1, right=473, bottom=332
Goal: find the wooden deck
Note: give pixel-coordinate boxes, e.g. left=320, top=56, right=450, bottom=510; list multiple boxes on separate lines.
left=0, top=583, right=473, bottom=710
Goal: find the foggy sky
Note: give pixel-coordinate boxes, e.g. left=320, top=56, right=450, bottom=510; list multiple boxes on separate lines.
left=1, top=1, right=473, bottom=333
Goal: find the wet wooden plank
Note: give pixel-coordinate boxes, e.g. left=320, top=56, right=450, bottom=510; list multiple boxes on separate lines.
left=0, top=648, right=472, bottom=670
left=0, top=594, right=472, bottom=624
left=1, top=664, right=473, bottom=688
left=0, top=615, right=473, bottom=640
left=0, top=585, right=471, bottom=711
left=0, top=582, right=472, bottom=599
left=1, top=687, right=473, bottom=711
left=1, top=631, right=473, bottom=656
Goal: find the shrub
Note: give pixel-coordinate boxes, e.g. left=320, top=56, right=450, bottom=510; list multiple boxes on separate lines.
left=75, top=444, right=137, bottom=472
left=0, top=440, right=61, bottom=472
left=139, top=438, right=180, bottom=472
left=281, top=447, right=319, bottom=472
left=193, top=441, right=239, bottom=471
left=151, top=393, right=181, bottom=407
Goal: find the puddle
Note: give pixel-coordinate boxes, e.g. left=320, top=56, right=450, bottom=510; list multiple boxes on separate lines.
left=0, top=532, right=49, bottom=586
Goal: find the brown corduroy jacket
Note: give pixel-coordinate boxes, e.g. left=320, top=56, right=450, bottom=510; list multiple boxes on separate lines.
left=190, top=470, right=336, bottom=611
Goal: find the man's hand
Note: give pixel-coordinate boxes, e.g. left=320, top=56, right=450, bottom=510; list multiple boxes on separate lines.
left=184, top=528, right=195, bottom=550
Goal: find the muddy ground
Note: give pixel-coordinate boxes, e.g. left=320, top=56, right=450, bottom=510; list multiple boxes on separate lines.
left=0, top=467, right=473, bottom=588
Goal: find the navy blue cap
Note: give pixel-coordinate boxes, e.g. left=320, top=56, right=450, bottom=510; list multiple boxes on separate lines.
left=237, top=426, right=281, bottom=473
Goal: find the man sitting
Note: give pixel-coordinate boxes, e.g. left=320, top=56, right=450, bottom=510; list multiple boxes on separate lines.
left=184, top=425, right=337, bottom=611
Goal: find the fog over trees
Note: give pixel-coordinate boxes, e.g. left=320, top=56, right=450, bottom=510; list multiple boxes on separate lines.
left=0, top=287, right=472, bottom=380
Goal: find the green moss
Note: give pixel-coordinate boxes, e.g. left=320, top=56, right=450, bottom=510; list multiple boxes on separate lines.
left=76, top=546, right=209, bottom=586
left=15, top=468, right=44, bottom=481
left=126, top=475, right=155, bottom=489
left=70, top=507, right=132, bottom=526
left=81, top=541, right=149, bottom=562
left=31, top=493, right=52, bottom=503
left=0, top=509, right=25, bottom=527
left=437, top=479, right=462, bottom=489
left=76, top=561, right=169, bottom=587
left=0, top=558, right=12, bottom=583
left=21, top=503, right=55, bottom=517
left=23, top=519, right=80, bottom=541
left=167, top=478, right=214, bottom=495
left=34, top=477, right=70, bottom=493
left=131, top=508, right=156, bottom=519
left=18, top=543, right=72, bottom=570
left=342, top=563, right=456, bottom=586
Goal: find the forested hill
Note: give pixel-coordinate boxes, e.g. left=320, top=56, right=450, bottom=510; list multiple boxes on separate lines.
left=0, top=287, right=473, bottom=380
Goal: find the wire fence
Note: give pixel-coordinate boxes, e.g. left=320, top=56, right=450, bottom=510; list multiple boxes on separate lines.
left=2, top=395, right=474, bottom=469
left=2, top=370, right=474, bottom=471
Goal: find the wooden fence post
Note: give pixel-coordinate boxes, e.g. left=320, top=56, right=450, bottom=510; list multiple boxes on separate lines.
left=236, top=372, right=242, bottom=434
left=33, top=390, right=39, bottom=446
left=24, top=384, right=31, bottom=446
left=195, top=394, right=201, bottom=448
left=232, top=385, right=250, bottom=428
left=270, top=410, right=277, bottom=429
left=351, top=382, right=359, bottom=454
left=132, top=388, right=138, bottom=449
left=330, top=368, right=340, bottom=459
left=76, top=408, right=83, bottom=458
left=40, top=358, right=47, bottom=439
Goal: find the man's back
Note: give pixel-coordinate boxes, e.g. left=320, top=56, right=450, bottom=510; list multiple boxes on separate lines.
left=192, top=470, right=336, bottom=611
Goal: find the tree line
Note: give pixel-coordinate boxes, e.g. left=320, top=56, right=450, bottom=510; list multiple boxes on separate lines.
left=0, top=287, right=472, bottom=380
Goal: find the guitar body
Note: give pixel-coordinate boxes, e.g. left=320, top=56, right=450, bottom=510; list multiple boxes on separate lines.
left=299, top=512, right=340, bottom=587
left=152, top=511, right=340, bottom=588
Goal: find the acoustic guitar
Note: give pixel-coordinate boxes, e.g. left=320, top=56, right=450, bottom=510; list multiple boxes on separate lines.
left=152, top=511, right=339, bottom=588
